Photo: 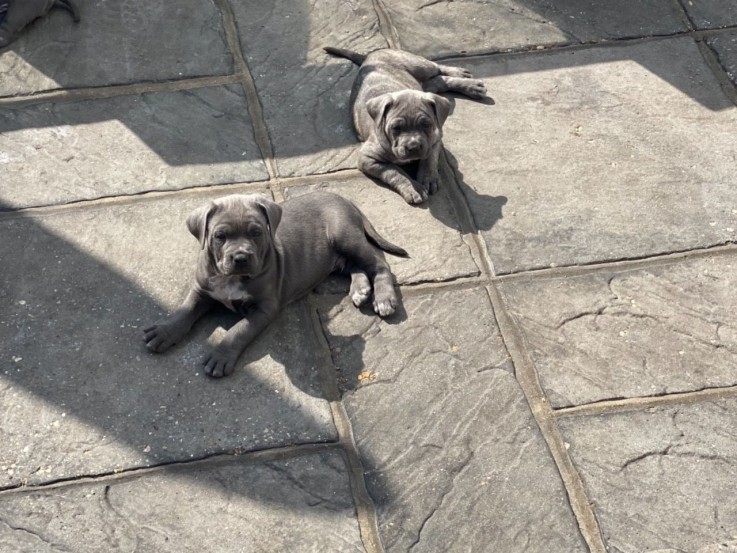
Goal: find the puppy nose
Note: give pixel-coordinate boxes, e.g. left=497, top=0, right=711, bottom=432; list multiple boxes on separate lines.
left=406, top=139, right=422, bottom=153
left=232, top=251, right=250, bottom=264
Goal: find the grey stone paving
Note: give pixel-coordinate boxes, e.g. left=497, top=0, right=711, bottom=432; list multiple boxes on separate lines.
left=1, top=0, right=737, bottom=551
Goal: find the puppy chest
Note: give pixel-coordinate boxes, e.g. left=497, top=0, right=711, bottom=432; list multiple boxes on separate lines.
left=207, top=278, right=257, bottom=315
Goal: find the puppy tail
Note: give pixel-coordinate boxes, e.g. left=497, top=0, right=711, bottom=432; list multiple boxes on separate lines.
left=363, top=218, right=409, bottom=259
left=323, top=46, right=366, bottom=66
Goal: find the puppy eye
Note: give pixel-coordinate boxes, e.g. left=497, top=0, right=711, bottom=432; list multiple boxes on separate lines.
left=420, top=119, right=432, bottom=129
left=250, top=228, right=263, bottom=237
left=213, top=232, right=226, bottom=241
left=390, top=124, right=402, bottom=134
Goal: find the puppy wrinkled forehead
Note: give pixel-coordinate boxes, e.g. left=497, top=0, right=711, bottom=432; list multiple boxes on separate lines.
left=212, top=195, right=268, bottom=226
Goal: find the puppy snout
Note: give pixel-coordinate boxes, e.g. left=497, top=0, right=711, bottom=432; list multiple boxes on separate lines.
left=232, top=251, right=251, bottom=264
left=406, top=138, right=422, bottom=154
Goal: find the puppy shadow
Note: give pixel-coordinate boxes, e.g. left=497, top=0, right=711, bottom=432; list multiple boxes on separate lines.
left=313, top=288, right=408, bottom=395
left=175, top=283, right=406, bottom=400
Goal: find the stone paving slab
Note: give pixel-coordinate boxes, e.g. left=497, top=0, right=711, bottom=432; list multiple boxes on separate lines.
left=709, top=30, right=737, bottom=87
left=499, top=254, right=737, bottom=408
left=0, top=0, right=233, bottom=97
left=681, top=0, right=737, bottom=30
left=0, top=85, right=268, bottom=209
left=0, top=193, right=336, bottom=488
left=317, top=289, right=587, bottom=552
left=557, top=399, right=737, bottom=553
left=384, top=0, right=686, bottom=59
left=442, top=38, right=737, bottom=274
left=284, top=176, right=480, bottom=285
left=230, top=0, right=386, bottom=177
left=0, top=450, right=364, bottom=552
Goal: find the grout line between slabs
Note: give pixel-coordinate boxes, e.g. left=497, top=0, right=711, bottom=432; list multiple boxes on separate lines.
left=306, top=297, right=385, bottom=553
left=0, top=75, right=241, bottom=106
left=555, top=385, right=737, bottom=418
left=0, top=442, right=342, bottom=496
left=371, top=0, right=401, bottom=49
left=484, top=283, right=608, bottom=553
left=214, top=0, right=278, bottom=180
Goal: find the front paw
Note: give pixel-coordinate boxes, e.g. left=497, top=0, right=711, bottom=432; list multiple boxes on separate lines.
left=202, top=348, right=239, bottom=378
left=143, top=322, right=185, bottom=353
left=398, top=180, right=428, bottom=205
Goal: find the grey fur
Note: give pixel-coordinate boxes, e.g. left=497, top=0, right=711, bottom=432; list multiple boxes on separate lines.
left=0, top=0, right=80, bottom=48
left=325, top=47, right=486, bottom=204
left=144, top=192, right=407, bottom=378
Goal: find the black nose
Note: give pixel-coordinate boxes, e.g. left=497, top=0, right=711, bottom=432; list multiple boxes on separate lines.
left=406, top=140, right=422, bottom=153
left=232, top=252, right=249, bottom=263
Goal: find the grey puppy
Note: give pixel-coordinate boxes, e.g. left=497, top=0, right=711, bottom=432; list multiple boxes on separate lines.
left=325, top=47, right=486, bottom=204
left=144, top=191, right=407, bottom=378
left=0, top=0, right=80, bottom=48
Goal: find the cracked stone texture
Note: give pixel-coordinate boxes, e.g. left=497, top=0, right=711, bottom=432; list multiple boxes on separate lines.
left=230, top=0, right=387, bottom=176
left=499, top=254, right=737, bottom=408
left=442, top=38, right=737, bottom=274
left=557, top=399, right=737, bottom=553
left=0, top=0, right=233, bottom=97
left=0, top=193, right=336, bottom=487
left=284, top=176, right=479, bottom=285
left=0, top=450, right=364, bottom=552
left=0, top=85, right=268, bottom=209
left=681, top=0, right=737, bottom=29
left=318, top=288, right=587, bottom=552
left=384, top=0, right=686, bottom=58
left=708, top=31, right=737, bottom=88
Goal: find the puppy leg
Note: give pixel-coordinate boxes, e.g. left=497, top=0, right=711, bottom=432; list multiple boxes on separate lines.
left=349, top=268, right=372, bottom=307
left=341, top=244, right=399, bottom=317
left=424, top=75, right=486, bottom=100
left=416, top=141, right=442, bottom=196
left=202, top=305, right=277, bottom=378
left=144, top=289, right=215, bottom=353
left=358, top=148, right=427, bottom=205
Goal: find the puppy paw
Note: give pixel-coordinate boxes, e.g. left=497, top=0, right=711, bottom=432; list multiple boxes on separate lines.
left=143, top=322, right=182, bottom=353
left=398, top=181, right=428, bottom=205
left=202, top=348, right=238, bottom=378
left=463, top=80, right=487, bottom=99
left=373, top=297, right=397, bottom=318
left=442, top=65, right=472, bottom=79
left=351, top=286, right=372, bottom=307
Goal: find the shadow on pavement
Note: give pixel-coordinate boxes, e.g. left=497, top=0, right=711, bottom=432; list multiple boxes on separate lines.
left=0, top=198, right=390, bottom=514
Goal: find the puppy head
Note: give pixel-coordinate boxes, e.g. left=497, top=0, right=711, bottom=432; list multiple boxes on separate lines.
left=186, top=195, right=282, bottom=277
left=366, top=90, right=451, bottom=163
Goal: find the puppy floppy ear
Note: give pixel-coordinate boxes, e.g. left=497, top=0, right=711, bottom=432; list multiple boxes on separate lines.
left=186, top=201, right=218, bottom=249
left=255, top=197, right=282, bottom=240
left=423, top=93, right=451, bottom=128
left=366, top=93, right=395, bottom=128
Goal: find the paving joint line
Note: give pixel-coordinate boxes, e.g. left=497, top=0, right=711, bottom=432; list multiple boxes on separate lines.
left=306, top=297, right=385, bottom=553
left=0, top=75, right=241, bottom=107
left=214, top=0, right=278, bottom=180
left=555, top=385, right=737, bottom=418
left=434, top=25, right=737, bottom=64
left=694, top=38, right=737, bottom=106
left=483, top=283, right=608, bottom=553
left=0, top=442, right=341, bottom=496
left=0, top=180, right=271, bottom=219
left=371, top=0, right=401, bottom=49
left=439, top=149, right=607, bottom=551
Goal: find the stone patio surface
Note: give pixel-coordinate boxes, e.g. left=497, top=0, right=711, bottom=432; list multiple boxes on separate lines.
left=0, top=1, right=735, bottom=552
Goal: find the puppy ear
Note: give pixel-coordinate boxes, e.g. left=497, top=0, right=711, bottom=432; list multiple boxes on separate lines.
left=366, top=93, right=394, bottom=127
left=255, top=197, right=282, bottom=240
left=424, top=93, right=451, bottom=128
left=186, top=202, right=218, bottom=249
